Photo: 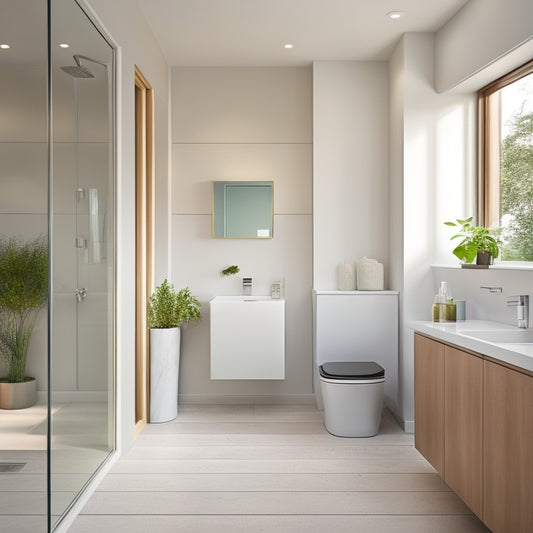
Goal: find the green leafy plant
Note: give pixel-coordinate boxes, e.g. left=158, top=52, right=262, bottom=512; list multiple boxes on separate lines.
left=444, top=217, right=500, bottom=263
left=221, top=265, right=240, bottom=276
left=0, top=235, right=48, bottom=383
left=147, top=279, right=201, bottom=329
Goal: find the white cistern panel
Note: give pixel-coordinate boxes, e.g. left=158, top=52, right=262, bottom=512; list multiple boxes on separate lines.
left=314, top=291, right=399, bottom=412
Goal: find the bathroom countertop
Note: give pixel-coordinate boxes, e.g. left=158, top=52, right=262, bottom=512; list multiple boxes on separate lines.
left=409, top=319, right=533, bottom=373
left=314, top=290, right=399, bottom=295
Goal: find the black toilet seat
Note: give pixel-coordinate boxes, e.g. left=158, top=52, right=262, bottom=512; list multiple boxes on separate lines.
left=319, top=361, right=385, bottom=380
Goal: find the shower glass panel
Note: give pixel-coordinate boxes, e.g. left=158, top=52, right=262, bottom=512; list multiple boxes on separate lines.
left=0, top=1, right=49, bottom=531
left=50, top=0, right=115, bottom=528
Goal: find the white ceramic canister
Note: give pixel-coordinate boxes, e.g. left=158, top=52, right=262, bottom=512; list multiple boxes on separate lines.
left=337, top=262, right=356, bottom=291
left=356, top=257, right=384, bottom=290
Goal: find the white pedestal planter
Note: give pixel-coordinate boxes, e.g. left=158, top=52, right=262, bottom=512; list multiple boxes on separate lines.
left=150, top=327, right=180, bottom=423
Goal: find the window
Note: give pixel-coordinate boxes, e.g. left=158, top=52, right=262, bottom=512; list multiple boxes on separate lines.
left=479, top=60, right=533, bottom=261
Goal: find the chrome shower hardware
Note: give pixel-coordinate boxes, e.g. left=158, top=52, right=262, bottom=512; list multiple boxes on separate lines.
left=75, top=288, right=87, bottom=303
left=480, top=286, right=503, bottom=293
left=61, top=54, right=108, bottom=78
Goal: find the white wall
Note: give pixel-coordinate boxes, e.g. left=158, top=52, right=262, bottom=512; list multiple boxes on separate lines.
left=171, top=67, right=313, bottom=403
left=85, top=0, right=170, bottom=451
left=431, top=266, right=533, bottom=326
left=430, top=0, right=533, bottom=331
left=397, top=6, right=533, bottom=429
left=392, top=33, right=477, bottom=430
left=388, top=40, right=405, bottom=300
left=313, top=61, right=389, bottom=290
left=435, top=0, right=533, bottom=92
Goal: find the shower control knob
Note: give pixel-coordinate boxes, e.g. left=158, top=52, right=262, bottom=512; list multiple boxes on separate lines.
left=76, top=288, right=88, bottom=303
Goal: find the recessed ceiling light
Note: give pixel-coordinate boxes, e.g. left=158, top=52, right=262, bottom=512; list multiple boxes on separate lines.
left=0, top=44, right=10, bottom=49
left=284, top=43, right=293, bottom=49
left=59, top=43, right=70, bottom=48
left=387, top=11, right=404, bottom=19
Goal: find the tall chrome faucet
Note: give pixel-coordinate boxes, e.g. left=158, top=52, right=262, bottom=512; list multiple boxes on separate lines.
left=243, top=277, right=252, bottom=296
left=507, top=295, right=529, bottom=328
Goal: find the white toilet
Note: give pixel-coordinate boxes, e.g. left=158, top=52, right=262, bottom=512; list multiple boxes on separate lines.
left=319, top=361, right=384, bottom=437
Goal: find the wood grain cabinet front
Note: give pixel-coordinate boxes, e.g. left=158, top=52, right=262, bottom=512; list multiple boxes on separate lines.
left=414, top=332, right=533, bottom=532
left=414, top=333, right=444, bottom=477
left=444, top=345, right=483, bottom=519
left=483, top=359, right=533, bottom=533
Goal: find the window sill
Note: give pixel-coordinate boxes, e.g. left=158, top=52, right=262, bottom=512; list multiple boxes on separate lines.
left=432, top=263, right=533, bottom=272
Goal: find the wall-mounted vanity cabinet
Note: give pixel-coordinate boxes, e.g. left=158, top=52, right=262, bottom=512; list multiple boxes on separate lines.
left=210, top=296, right=285, bottom=379
left=414, top=333, right=533, bottom=533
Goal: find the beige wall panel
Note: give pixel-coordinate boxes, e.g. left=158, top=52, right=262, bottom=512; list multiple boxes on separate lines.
left=49, top=294, right=77, bottom=392
left=171, top=213, right=313, bottom=399
left=0, top=214, right=47, bottom=238
left=77, top=292, right=110, bottom=391
left=0, top=66, right=47, bottom=143
left=170, top=66, right=313, bottom=401
left=313, top=61, right=389, bottom=290
left=172, top=143, right=312, bottom=215
left=52, top=214, right=77, bottom=293
left=52, top=143, right=77, bottom=215
left=172, top=67, right=312, bottom=144
left=0, top=143, right=47, bottom=214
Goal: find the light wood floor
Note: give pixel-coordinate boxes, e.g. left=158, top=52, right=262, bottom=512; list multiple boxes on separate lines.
left=66, top=405, right=489, bottom=533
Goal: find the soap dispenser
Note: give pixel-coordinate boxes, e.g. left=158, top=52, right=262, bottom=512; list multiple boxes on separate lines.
left=432, top=282, right=456, bottom=322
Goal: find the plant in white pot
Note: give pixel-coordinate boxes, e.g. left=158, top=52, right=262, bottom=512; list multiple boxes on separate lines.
left=147, top=279, right=201, bottom=423
left=0, top=235, right=48, bottom=409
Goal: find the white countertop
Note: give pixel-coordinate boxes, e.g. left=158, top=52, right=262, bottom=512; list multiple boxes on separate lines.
left=314, top=290, right=399, bottom=295
left=410, top=320, right=533, bottom=373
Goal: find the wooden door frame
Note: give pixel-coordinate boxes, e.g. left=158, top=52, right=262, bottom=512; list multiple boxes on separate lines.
left=134, top=66, right=154, bottom=436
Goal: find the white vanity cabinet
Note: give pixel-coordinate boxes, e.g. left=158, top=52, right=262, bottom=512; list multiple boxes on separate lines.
left=210, top=296, right=285, bottom=379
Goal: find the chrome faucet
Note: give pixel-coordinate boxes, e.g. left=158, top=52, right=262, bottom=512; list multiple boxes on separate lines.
left=242, top=277, right=252, bottom=296
left=507, top=295, right=529, bottom=328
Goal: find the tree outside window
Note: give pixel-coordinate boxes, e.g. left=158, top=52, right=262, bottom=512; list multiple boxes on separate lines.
left=480, top=61, right=533, bottom=261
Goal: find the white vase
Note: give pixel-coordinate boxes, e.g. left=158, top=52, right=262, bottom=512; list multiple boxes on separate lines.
left=149, top=327, right=180, bottom=423
left=337, top=262, right=355, bottom=291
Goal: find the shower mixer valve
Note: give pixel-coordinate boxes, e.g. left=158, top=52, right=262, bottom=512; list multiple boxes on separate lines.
left=76, top=288, right=88, bottom=303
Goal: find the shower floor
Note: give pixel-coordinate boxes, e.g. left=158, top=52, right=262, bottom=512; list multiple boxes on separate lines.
left=0, top=399, right=111, bottom=531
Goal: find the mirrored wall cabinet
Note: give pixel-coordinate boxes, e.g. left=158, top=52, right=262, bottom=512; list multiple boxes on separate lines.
left=212, top=181, right=273, bottom=238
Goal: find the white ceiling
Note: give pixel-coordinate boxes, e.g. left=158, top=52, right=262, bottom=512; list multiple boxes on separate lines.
left=136, top=0, right=469, bottom=66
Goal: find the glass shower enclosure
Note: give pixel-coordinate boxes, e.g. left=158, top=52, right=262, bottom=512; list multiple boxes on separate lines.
left=0, top=0, right=115, bottom=530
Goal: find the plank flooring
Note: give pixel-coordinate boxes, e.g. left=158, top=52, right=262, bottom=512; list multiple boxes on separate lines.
left=66, top=405, right=490, bottom=533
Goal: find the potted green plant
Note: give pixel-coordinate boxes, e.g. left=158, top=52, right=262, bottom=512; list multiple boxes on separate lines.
left=444, top=217, right=500, bottom=266
left=147, top=279, right=201, bottom=422
left=0, top=235, right=48, bottom=409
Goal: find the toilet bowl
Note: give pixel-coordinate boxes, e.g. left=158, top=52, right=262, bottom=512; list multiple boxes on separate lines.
left=319, top=361, right=384, bottom=437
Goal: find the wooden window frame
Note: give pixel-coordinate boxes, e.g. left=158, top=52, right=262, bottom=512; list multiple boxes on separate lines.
left=478, top=59, right=533, bottom=229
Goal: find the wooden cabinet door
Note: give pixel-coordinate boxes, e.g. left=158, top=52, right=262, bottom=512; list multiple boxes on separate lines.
left=484, top=360, right=533, bottom=533
left=444, top=346, right=483, bottom=518
left=414, top=333, right=445, bottom=476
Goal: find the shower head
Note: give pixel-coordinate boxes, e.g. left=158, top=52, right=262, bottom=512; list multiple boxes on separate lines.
left=61, top=65, right=94, bottom=78
left=61, top=54, right=107, bottom=78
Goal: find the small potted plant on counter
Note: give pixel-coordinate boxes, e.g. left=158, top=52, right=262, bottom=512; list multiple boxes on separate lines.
left=0, top=235, right=48, bottom=409
left=147, top=279, right=201, bottom=422
left=444, top=217, right=500, bottom=267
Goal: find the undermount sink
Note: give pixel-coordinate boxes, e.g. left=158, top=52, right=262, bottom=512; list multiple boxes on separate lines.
left=463, top=329, right=533, bottom=344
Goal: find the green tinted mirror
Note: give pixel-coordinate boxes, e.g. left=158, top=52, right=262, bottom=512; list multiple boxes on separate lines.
left=212, top=181, right=273, bottom=238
